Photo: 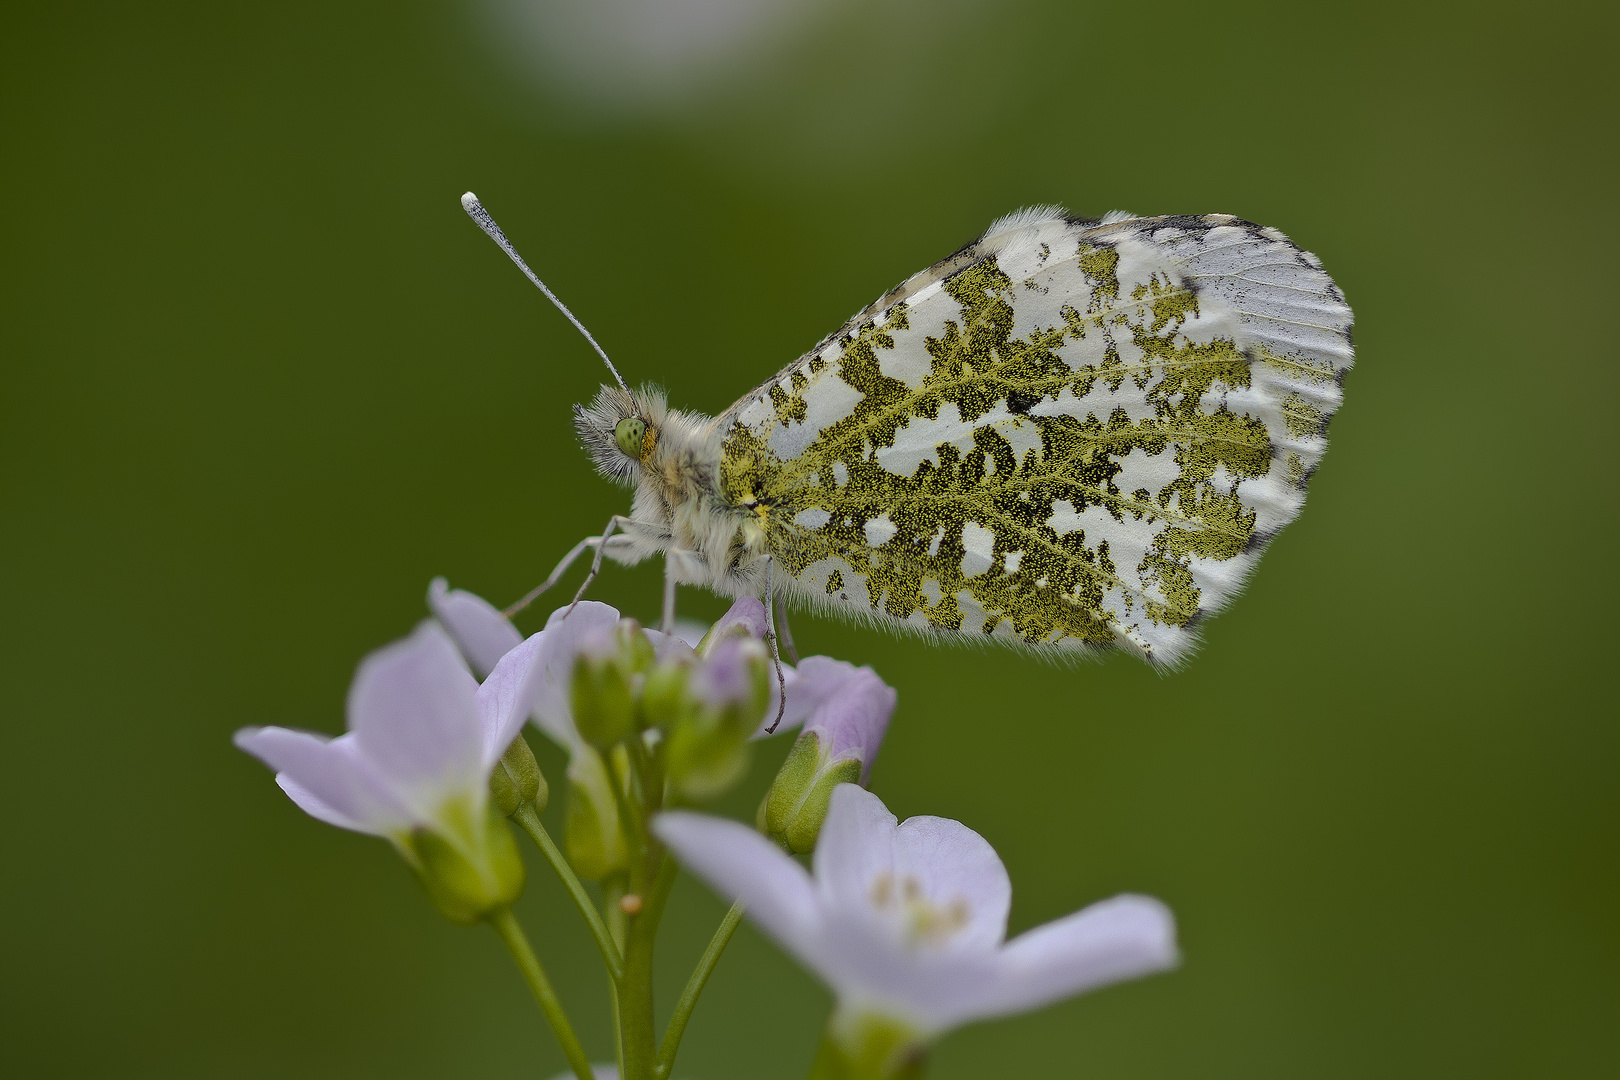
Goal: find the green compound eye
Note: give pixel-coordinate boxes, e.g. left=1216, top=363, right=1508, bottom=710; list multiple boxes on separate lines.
left=613, top=417, right=647, bottom=458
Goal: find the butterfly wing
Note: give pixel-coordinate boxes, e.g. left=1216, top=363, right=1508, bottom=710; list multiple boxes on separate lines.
left=717, top=210, right=1352, bottom=666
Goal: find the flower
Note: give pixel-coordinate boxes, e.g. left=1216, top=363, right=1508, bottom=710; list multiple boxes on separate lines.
left=427, top=580, right=549, bottom=815
left=235, top=620, right=545, bottom=921
left=656, top=785, right=1177, bottom=1043
left=760, top=658, right=896, bottom=853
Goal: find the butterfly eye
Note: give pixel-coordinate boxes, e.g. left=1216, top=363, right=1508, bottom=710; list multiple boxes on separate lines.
left=614, top=417, right=648, bottom=459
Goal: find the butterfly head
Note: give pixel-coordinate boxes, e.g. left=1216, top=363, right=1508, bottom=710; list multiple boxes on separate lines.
left=574, top=383, right=668, bottom=485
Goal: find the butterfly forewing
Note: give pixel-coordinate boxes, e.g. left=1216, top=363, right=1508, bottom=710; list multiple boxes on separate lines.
left=717, top=212, right=1351, bottom=666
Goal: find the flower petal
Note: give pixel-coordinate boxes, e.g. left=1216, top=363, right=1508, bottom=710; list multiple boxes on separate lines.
left=891, top=814, right=1010, bottom=953
left=277, top=775, right=368, bottom=833
left=968, top=894, right=1178, bottom=1023
left=475, top=632, right=546, bottom=770
left=780, top=658, right=895, bottom=778
left=346, top=621, right=485, bottom=821
left=706, top=596, right=768, bottom=644
left=642, top=627, right=699, bottom=666
left=654, top=810, right=821, bottom=958
left=812, top=784, right=897, bottom=914
left=530, top=602, right=622, bottom=747
left=428, top=577, right=523, bottom=679
left=235, top=727, right=409, bottom=835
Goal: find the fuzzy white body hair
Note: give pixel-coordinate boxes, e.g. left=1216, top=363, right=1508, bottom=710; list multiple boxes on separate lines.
left=574, top=384, right=765, bottom=596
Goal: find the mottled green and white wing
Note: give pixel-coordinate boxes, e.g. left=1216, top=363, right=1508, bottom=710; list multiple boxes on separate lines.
left=718, top=209, right=1352, bottom=666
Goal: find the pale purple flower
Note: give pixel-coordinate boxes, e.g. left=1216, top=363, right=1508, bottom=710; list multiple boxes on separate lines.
left=656, top=785, right=1178, bottom=1039
left=235, top=621, right=544, bottom=850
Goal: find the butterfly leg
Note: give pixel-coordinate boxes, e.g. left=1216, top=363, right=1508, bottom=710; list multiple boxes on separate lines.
left=661, top=552, right=678, bottom=634
left=561, top=515, right=662, bottom=618
left=503, top=532, right=640, bottom=618
left=762, top=559, right=788, bottom=734
left=772, top=590, right=800, bottom=665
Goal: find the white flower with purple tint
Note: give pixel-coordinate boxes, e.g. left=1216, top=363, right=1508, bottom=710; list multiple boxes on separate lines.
left=657, top=785, right=1177, bottom=1048
left=235, top=620, right=544, bottom=921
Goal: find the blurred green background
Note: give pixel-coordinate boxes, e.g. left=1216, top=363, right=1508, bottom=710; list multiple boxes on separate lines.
left=2, top=1, right=1615, bottom=1076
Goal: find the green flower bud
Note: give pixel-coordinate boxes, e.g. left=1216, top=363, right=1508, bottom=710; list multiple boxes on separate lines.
left=572, top=651, right=635, bottom=748
left=563, top=744, right=629, bottom=880
left=571, top=619, right=660, bottom=749
left=664, top=636, right=771, bottom=803
left=760, top=731, right=863, bottom=853
left=639, top=657, right=692, bottom=731
left=409, top=802, right=525, bottom=925
left=489, top=733, right=548, bottom=817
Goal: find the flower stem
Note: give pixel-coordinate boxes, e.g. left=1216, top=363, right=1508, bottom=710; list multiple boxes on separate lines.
left=618, top=855, right=678, bottom=1080
left=655, top=900, right=743, bottom=1079
left=513, top=802, right=624, bottom=979
left=488, top=907, right=596, bottom=1080
left=805, top=1021, right=928, bottom=1080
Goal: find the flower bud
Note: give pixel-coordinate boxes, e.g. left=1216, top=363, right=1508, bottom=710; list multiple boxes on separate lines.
left=664, top=635, right=771, bottom=803
left=760, top=731, right=863, bottom=854
left=759, top=658, right=896, bottom=853
left=489, top=733, right=548, bottom=817
left=696, top=597, right=769, bottom=657
left=569, top=617, right=654, bottom=748
left=639, top=656, right=692, bottom=731
left=564, top=744, right=629, bottom=880
left=409, top=803, right=525, bottom=925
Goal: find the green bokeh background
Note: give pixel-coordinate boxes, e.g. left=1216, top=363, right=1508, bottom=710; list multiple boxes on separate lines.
left=3, top=2, right=1615, bottom=1076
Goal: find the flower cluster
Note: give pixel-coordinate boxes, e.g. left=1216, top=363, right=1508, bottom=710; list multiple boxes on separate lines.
left=237, top=579, right=1177, bottom=1080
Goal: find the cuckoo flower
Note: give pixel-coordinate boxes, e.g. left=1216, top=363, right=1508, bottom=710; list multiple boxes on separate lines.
left=656, top=785, right=1177, bottom=1051
left=235, top=621, right=544, bottom=921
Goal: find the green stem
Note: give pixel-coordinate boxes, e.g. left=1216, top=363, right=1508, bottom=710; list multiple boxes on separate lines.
left=618, top=855, right=678, bottom=1080
left=805, top=1020, right=928, bottom=1080
left=655, top=901, right=744, bottom=1079
left=603, top=874, right=628, bottom=1080
left=513, top=803, right=624, bottom=979
left=625, top=732, right=662, bottom=815
left=488, top=907, right=596, bottom=1080
left=607, top=750, right=649, bottom=877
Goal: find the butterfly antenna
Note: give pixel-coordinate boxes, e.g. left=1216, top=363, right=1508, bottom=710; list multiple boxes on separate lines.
left=460, top=191, right=629, bottom=393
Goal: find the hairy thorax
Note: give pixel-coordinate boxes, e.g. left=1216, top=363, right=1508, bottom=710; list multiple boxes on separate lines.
left=576, top=383, right=770, bottom=597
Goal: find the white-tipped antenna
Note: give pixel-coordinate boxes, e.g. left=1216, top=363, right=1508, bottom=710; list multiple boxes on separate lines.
left=460, top=191, right=629, bottom=392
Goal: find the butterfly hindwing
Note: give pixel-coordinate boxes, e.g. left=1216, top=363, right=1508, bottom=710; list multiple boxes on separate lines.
left=717, top=211, right=1352, bottom=665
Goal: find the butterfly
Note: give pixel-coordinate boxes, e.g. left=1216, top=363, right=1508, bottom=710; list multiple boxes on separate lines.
left=463, top=196, right=1352, bottom=668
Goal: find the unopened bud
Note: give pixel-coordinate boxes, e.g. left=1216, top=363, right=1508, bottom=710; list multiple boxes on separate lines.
left=757, top=657, right=896, bottom=853
left=571, top=650, right=635, bottom=749
left=760, top=731, right=863, bottom=853
left=696, top=597, right=768, bottom=657
left=489, top=733, right=548, bottom=816
left=409, top=803, right=525, bottom=924
left=639, top=657, right=692, bottom=731
left=563, top=744, right=629, bottom=880
left=664, top=636, right=771, bottom=802
left=572, top=619, right=661, bottom=748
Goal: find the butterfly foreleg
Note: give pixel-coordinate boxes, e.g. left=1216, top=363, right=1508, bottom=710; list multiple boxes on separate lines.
left=504, top=531, right=643, bottom=618
left=562, top=515, right=671, bottom=618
